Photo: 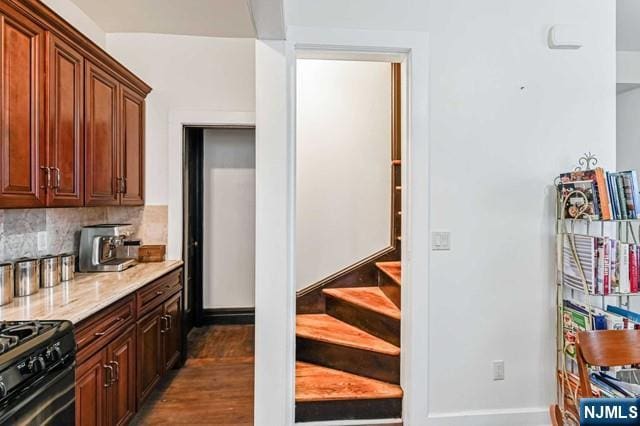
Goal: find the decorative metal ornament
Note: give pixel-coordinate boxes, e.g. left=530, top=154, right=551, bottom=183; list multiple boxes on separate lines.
left=574, top=152, right=598, bottom=171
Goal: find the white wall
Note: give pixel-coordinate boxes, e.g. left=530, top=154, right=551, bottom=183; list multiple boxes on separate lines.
left=617, top=88, right=640, bottom=173
left=295, top=59, right=391, bottom=291
left=105, top=33, right=256, bottom=206
left=618, top=51, right=640, bottom=84
left=203, top=128, right=256, bottom=309
left=42, top=0, right=106, bottom=47
left=286, top=1, right=616, bottom=424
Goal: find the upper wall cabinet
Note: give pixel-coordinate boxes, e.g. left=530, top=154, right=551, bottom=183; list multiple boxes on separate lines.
left=0, top=7, right=46, bottom=208
left=0, top=0, right=151, bottom=209
left=47, top=33, right=84, bottom=207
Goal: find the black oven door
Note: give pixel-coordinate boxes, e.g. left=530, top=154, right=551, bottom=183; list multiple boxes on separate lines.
left=0, top=362, right=75, bottom=426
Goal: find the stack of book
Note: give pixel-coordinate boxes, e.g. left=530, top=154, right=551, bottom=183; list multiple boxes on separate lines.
left=563, top=234, right=640, bottom=295
left=559, top=168, right=640, bottom=220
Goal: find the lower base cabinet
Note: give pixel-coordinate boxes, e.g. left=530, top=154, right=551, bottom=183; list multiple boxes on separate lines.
left=75, top=268, right=183, bottom=425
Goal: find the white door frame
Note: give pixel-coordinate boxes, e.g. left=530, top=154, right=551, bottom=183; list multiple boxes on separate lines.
left=167, top=110, right=256, bottom=261
left=254, top=27, right=430, bottom=425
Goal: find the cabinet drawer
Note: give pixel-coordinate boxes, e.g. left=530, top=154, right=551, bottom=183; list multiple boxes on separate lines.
left=76, top=296, right=135, bottom=362
left=136, top=269, right=182, bottom=317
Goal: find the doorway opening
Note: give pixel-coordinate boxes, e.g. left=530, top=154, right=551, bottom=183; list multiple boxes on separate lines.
left=294, top=57, right=404, bottom=422
left=183, top=126, right=256, bottom=328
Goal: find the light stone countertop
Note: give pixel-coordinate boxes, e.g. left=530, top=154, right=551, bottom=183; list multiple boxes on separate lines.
left=0, top=260, right=183, bottom=324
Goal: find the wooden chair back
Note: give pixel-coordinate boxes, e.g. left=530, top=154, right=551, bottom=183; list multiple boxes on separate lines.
left=576, top=330, right=640, bottom=398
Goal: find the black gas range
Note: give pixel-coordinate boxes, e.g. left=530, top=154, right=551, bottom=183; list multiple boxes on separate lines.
left=0, top=320, right=75, bottom=425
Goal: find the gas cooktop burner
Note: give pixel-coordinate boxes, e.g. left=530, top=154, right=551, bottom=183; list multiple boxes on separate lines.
left=0, top=321, right=56, bottom=354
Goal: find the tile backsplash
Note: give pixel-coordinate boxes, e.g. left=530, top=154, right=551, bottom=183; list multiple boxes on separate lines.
left=0, top=205, right=168, bottom=261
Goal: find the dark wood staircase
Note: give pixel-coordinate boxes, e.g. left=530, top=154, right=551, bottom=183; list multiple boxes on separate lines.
left=295, top=261, right=403, bottom=422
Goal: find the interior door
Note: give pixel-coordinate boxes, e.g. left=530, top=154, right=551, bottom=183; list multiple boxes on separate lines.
left=107, top=325, right=136, bottom=426
left=119, top=85, right=144, bottom=205
left=184, top=127, right=204, bottom=329
left=85, top=60, right=119, bottom=206
left=46, top=33, right=83, bottom=206
left=0, top=10, right=46, bottom=208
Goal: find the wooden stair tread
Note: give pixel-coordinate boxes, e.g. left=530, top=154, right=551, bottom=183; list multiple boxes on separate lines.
left=376, top=261, right=401, bottom=286
left=296, top=362, right=403, bottom=402
left=322, top=287, right=400, bottom=320
left=297, top=314, right=400, bottom=356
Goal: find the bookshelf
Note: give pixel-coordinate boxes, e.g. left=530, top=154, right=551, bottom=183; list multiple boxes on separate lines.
left=555, top=154, right=640, bottom=424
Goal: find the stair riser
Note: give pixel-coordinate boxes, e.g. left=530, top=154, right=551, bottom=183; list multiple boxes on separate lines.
left=297, top=337, right=400, bottom=384
left=380, top=280, right=401, bottom=308
left=296, top=398, right=402, bottom=422
left=325, top=297, right=400, bottom=347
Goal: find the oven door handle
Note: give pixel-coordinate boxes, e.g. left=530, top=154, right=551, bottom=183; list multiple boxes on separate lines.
left=103, top=364, right=114, bottom=387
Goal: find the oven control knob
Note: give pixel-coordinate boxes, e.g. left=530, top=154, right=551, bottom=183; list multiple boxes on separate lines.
left=0, top=382, right=6, bottom=398
left=47, top=346, right=63, bottom=362
left=28, top=356, right=46, bottom=373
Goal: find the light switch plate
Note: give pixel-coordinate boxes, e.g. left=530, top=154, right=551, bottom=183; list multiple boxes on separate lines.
left=492, top=360, right=505, bottom=381
left=432, top=231, right=451, bottom=251
left=37, top=231, right=48, bottom=252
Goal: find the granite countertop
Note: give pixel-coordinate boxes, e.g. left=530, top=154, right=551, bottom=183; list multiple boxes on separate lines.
left=0, top=260, right=183, bottom=324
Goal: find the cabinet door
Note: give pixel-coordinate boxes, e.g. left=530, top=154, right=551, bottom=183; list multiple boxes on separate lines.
left=85, top=60, right=119, bottom=206
left=76, top=349, right=107, bottom=426
left=137, top=305, right=163, bottom=405
left=107, top=325, right=136, bottom=426
left=120, top=85, right=144, bottom=205
left=46, top=33, right=83, bottom=206
left=163, top=292, right=182, bottom=371
left=0, top=11, right=46, bottom=208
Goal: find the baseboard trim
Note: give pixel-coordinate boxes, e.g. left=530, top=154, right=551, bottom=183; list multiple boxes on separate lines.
left=295, top=419, right=401, bottom=426
left=201, top=307, right=255, bottom=325
left=427, top=407, right=548, bottom=426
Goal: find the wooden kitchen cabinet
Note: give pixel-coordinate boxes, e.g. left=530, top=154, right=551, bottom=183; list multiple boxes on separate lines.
left=163, top=293, right=182, bottom=371
left=0, top=0, right=151, bottom=209
left=46, top=33, right=84, bottom=207
left=76, top=349, right=107, bottom=426
left=136, top=305, right=163, bottom=404
left=0, top=7, right=46, bottom=207
left=119, top=86, right=145, bottom=205
left=75, top=268, right=184, bottom=425
left=107, top=326, right=137, bottom=426
left=85, top=60, right=120, bottom=206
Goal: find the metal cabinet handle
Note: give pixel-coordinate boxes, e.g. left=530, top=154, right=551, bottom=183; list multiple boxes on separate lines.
left=122, top=177, right=127, bottom=194
left=51, top=167, right=61, bottom=189
left=155, top=290, right=164, bottom=296
left=103, top=364, right=114, bottom=387
left=167, top=314, right=172, bottom=331
left=115, top=177, right=122, bottom=194
left=160, top=315, right=168, bottom=334
left=94, top=331, right=106, bottom=337
left=110, top=361, right=120, bottom=384
left=40, top=167, right=51, bottom=189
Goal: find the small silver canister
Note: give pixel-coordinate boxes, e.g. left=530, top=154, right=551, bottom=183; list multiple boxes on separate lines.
left=40, top=255, right=61, bottom=288
left=14, top=258, right=39, bottom=297
left=60, top=253, right=75, bottom=282
left=0, top=262, right=13, bottom=306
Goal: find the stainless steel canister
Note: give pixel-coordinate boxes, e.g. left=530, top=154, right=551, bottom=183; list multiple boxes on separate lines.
left=14, top=258, right=39, bottom=297
left=0, top=262, right=13, bottom=306
left=60, top=253, right=75, bottom=282
left=40, top=255, right=61, bottom=288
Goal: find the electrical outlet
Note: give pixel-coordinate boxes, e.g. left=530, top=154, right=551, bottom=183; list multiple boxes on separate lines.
left=37, top=231, right=48, bottom=252
left=492, top=360, right=505, bottom=381
left=432, top=231, right=451, bottom=251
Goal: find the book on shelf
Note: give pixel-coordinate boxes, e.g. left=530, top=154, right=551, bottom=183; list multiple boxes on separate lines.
left=558, top=167, right=640, bottom=221
left=562, top=234, right=640, bottom=295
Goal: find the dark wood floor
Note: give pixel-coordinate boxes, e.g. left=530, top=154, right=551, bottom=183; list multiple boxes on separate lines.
left=132, top=325, right=255, bottom=425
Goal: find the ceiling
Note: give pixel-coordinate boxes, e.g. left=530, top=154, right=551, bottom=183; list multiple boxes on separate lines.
left=618, top=0, right=640, bottom=51
left=70, top=0, right=256, bottom=38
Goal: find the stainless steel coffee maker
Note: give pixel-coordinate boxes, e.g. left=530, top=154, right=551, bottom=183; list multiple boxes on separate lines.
left=79, top=224, right=138, bottom=272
